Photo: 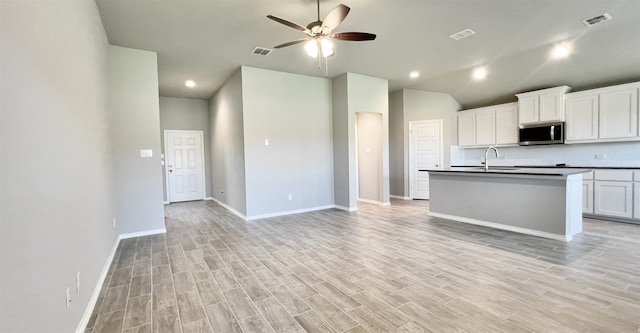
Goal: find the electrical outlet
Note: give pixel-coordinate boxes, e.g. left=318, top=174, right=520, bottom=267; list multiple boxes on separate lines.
left=65, top=287, right=72, bottom=310
left=288, top=194, right=293, bottom=201
left=595, top=154, right=607, bottom=160
left=112, top=218, right=116, bottom=229
left=75, top=272, right=80, bottom=294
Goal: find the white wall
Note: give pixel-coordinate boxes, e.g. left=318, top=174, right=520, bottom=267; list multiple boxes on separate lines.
left=0, top=1, right=118, bottom=331
left=159, top=97, right=212, bottom=201
left=109, top=45, right=166, bottom=235
left=209, top=68, right=247, bottom=216
left=458, top=141, right=640, bottom=167
left=357, top=112, right=383, bottom=202
left=349, top=74, right=390, bottom=205
left=389, top=89, right=461, bottom=197
left=241, top=67, right=334, bottom=218
left=332, top=73, right=390, bottom=209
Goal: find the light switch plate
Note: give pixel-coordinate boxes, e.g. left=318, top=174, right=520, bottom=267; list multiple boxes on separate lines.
left=140, top=149, right=153, bottom=158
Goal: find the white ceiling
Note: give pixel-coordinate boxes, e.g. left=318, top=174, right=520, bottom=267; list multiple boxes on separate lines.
left=96, top=0, right=640, bottom=108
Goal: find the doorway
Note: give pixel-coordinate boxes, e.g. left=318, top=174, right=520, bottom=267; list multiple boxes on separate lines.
left=409, top=120, right=443, bottom=199
left=164, top=130, right=206, bottom=203
left=356, top=112, right=383, bottom=204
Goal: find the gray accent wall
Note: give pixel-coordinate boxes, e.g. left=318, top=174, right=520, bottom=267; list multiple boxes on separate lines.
left=109, top=45, right=166, bottom=235
left=388, top=89, right=461, bottom=198
left=389, top=91, right=405, bottom=197
left=159, top=97, right=212, bottom=201
left=0, top=1, right=117, bottom=331
left=209, top=68, right=247, bottom=216
left=241, top=67, right=334, bottom=218
left=331, top=74, right=352, bottom=209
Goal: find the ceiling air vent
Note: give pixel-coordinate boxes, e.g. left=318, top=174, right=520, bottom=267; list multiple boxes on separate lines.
left=449, top=28, right=476, bottom=41
left=252, top=47, right=273, bottom=56
left=582, top=13, right=612, bottom=27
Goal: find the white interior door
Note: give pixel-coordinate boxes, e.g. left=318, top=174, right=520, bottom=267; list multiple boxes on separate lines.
left=166, top=130, right=205, bottom=203
left=409, top=120, right=443, bottom=199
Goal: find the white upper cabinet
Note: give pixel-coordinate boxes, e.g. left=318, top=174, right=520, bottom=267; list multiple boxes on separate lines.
left=565, top=82, right=639, bottom=144
left=516, top=86, right=570, bottom=125
left=457, top=103, right=518, bottom=147
left=475, top=109, right=496, bottom=146
left=599, top=86, right=638, bottom=139
left=518, top=95, right=538, bottom=124
left=495, top=103, right=518, bottom=145
left=566, top=92, right=599, bottom=142
left=457, top=111, right=476, bottom=147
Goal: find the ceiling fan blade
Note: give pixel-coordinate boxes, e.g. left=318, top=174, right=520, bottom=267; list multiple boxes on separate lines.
left=331, top=32, right=376, bottom=41
left=267, top=15, right=309, bottom=33
left=274, top=39, right=309, bottom=49
left=321, top=4, right=350, bottom=31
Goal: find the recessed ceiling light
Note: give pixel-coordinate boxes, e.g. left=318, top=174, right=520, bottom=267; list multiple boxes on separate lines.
left=185, top=80, right=196, bottom=88
left=472, top=67, right=487, bottom=81
left=409, top=71, right=420, bottom=79
left=550, top=43, right=572, bottom=60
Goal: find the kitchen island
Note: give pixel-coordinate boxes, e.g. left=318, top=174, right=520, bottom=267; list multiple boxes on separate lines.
left=426, top=167, right=590, bottom=241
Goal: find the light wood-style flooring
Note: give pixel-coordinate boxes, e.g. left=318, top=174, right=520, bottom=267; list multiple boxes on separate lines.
left=86, top=199, right=640, bottom=332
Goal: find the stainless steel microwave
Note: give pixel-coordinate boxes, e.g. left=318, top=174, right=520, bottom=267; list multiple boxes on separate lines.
left=519, top=122, right=564, bottom=146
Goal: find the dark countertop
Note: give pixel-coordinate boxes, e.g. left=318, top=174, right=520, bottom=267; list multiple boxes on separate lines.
left=451, top=165, right=639, bottom=170
left=422, top=167, right=592, bottom=177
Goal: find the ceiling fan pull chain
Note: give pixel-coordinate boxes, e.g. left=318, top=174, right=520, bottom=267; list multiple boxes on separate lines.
left=325, top=55, right=329, bottom=78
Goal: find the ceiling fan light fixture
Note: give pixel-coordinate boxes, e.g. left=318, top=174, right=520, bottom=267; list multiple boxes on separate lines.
left=320, top=39, right=334, bottom=57
left=305, top=39, right=319, bottom=57
left=304, top=38, right=334, bottom=58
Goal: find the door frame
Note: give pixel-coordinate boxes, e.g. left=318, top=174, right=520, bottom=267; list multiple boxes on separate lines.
left=164, top=129, right=206, bottom=203
left=408, top=119, right=443, bottom=199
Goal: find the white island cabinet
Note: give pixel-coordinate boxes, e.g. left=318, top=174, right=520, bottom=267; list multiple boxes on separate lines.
left=428, top=168, right=588, bottom=241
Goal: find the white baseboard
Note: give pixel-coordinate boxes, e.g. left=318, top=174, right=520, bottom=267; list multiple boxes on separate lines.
left=358, top=198, right=390, bottom=206
left=76, top=236, right=121, bottom=333
left=209, top=197, right=247, bottom=220
left=163, top=201, right=170, bottom=205
left=119, top=228, right=166, bottom=240
left=246, top=205, right=335, bottom=221
left=428, top=212, right=571, bottom=242
left=390, top=195, right=411, bottom=200
left=334, top=205, right=358, bottom=212
left=380, top=201, right=391, bottom=206
left=204, top=197, right=214, bottom=201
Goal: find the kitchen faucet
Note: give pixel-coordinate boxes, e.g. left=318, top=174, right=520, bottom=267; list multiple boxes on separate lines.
left=484, top=146, right=500, bottom=171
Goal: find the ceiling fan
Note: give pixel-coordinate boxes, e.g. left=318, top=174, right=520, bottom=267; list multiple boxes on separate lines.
left=267, top=0, right=376, bottom=59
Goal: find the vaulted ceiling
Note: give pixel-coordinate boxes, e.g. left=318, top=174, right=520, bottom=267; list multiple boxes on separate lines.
left=96, top=0, right=640, bottom=108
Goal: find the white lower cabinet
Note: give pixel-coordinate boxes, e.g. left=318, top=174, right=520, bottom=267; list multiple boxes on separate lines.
left=587, top=169, right=637, bottom=221
left=582, top=181, right=594, bottom=214
left=593, top=169, right=634, bottom=219
left=634, top=183, right=640, bottom=220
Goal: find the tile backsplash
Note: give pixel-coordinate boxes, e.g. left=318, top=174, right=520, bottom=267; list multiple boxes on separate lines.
left=452, top=141, right=640, bottom=167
